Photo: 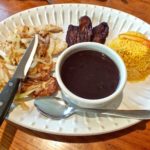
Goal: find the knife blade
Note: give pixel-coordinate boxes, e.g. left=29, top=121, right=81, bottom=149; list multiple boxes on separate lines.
left=0, top=34, right=39, bottom=125
left=14, top=34, right=39, bottom=79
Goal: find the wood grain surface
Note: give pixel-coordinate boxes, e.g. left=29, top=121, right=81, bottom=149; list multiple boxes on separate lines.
left=0, top=0, right=150, bottom=150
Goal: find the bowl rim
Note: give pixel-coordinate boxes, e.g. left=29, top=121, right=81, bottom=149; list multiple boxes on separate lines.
left=56, top=42, right=127, bottom=105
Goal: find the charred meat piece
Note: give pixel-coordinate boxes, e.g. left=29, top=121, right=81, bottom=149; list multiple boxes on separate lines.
left=66, top=16, right=109, bottom=46
left=92, top=22, right=109, bottom=44
left=66, top=25, right=79, bottom=47
left=20, top=76, right=58, bottom=98
left=32, top=77, right=58, bottom=97
left=79, top=16, right=92, bottom=42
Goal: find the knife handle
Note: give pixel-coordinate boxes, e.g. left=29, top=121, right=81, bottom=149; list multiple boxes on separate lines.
left=0, top=77, right=20, bottom=125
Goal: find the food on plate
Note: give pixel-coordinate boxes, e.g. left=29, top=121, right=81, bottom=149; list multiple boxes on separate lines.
left=66, top=16, right=109, bottom=46
left=66, top=25, right=79, bottom=47
left=61, top=50, right=119, bottom=99
left=92, top=22, right=109, bottom=44
left=109, top=31, right=150, bottom=81
left=17, top=25, right=63, bottom=38
left=78, top=16, right=92, bottom=42
left=0, top=25, right=67, bottom=98
left=20, top=76, right=58, bottom=98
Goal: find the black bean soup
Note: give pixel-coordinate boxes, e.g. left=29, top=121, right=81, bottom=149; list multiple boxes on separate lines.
left=61, top=50, right=119, bottom=99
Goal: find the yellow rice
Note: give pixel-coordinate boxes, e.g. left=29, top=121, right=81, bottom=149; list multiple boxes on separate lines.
left=109, top=31, right=150, bottom=82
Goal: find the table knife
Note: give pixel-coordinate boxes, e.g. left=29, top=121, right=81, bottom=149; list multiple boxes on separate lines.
left=0, top=34, right=39, bottom=125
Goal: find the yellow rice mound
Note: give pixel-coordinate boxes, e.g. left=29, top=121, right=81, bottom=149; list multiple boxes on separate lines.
left=109, top=31, right=150, bottom=82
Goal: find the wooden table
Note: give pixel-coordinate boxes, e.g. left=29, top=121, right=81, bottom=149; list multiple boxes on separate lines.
left=0, top=0, right=150, bottom=149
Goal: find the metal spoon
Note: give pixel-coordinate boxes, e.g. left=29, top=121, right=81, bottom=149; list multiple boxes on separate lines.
left=34, top=96, right=150, bottom=120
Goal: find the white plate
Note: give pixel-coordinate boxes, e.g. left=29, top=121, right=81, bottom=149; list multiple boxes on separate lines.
left=1, top=4, right=150, bottom=136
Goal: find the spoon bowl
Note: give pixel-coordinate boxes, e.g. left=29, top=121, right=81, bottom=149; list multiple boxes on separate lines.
left=34, top=97, right=75, bottom=119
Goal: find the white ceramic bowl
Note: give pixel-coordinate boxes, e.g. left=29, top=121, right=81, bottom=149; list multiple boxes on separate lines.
left=56, top=42, right=127, bottom=108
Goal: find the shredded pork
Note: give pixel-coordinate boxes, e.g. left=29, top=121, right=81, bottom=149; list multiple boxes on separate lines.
left=0, top=24, right=68, bottom=98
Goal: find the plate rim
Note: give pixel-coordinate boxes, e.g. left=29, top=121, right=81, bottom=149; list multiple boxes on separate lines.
left=1, top=3, right=149, bottom=26
left=6, top=115, right=140, bottom=136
